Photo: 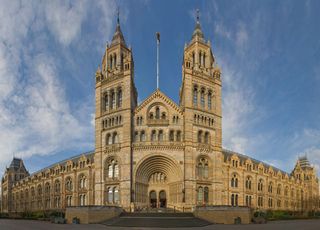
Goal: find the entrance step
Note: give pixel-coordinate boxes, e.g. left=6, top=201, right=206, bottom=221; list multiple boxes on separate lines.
left=102, top=212, right=212, bottom=228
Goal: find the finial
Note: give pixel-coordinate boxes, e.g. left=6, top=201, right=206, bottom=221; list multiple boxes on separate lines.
left=117, top=7, right=120, bottom=25
left=196, top=9, right=200, bottom=23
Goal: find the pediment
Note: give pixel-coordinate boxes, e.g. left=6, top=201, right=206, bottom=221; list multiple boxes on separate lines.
left=135, top=89, right=183, bottom=115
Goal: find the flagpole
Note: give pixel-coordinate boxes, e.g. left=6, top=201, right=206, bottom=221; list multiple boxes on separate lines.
left=156, top=32, right=160, bottom=89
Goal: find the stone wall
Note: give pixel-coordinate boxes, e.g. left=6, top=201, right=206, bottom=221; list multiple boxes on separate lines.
left=194, top=206, right=252, bottom=224
left=65, top=206, right=122, bottom=224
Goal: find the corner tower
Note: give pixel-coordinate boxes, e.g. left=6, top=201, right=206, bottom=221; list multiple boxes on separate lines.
left=179, top=11, right=224, bottom=206
left=94, top=14, right=137, bottom=209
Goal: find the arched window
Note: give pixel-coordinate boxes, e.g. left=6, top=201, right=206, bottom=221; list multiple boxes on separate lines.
left=151, top=130, right=156, bottom=142
left=200, top=89, right=205, bottom=108
left=208, top=91, right=212, bottom=110
left=106, top=133, right=111, bottom=145
left=169, top=130, right=174, bottom=141
left=197, top=157, right=209, bottom=179
left=120, top=53, right=124, bottom=70
left=110, top=90, right=115, bottom=109
left=140, top=131, right=145, bottom=141
left=192, top=52, right=195, bottom=65
left=54, top=180, right=60, bottom=193
left=193, top=86, right=198, bottom=106
left=176, top=130, right=181, bottom=142
left=204, top=132, right=210, bottom=144
left=108, top=187, right=113, bottom=203
left=204, top=187, right=209, bottom=204
left=117, top=89, right=122, bottom=108
left=277, top=184, right=281, bottom=195
left=231, top=194, right=234, bottom=206
left=114, top=187, right=119, bottom=203
left=245, top=177, right=252, bottom=190
left=155, top=107, right=160, bottom=119
left=197, top=186, right=203, bottom=203
left=109, top=55, right=113, bottom=69
left=114, top=54, right=117, bottom=68
left=258, top=179, right=263, bottom=191
left=112, top=132, right=118, bottom=144
left=161, top=112, right=166, bottom=120
left=231, top=174, right=238, bottom=188
left=104, top=93, right=108, bottom=110
left=198, top=130, right=202, bottom=143
left=66, top=177, right=73, bottom=191
left=203, top=53, right=206, bottom=67
left=158, top=130, right=163, bottom=141
left=106, top=159, right=119, bottom=179
left=149, top=112, right=154, bottom=119
left=268, top=182, right=273, bottom=193
left=199, top=52, right=202, bottom=66
left=134, top=131, right=139, bottom=142
left=79, top=175, right=87, bottom=189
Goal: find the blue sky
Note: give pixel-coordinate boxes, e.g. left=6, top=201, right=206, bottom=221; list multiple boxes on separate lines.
left=0, top=0, right=320, bottom=177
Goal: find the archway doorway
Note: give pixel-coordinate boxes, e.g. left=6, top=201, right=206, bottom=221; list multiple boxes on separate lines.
left=159, top=190, right=166, bottom=208
left=134, top=154, right=183, bottom=209
left=150, top=190, right=157, bottom=208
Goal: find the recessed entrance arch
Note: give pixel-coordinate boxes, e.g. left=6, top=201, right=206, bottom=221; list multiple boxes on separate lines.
left=134, top=154, right=183, bottom=209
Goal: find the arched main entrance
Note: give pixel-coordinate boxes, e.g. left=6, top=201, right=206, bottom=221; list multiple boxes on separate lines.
left=134, top=154, right=183, bottom=209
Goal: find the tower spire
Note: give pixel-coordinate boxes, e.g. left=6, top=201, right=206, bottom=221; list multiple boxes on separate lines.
left=156, top=32, right=160, bottom=89
left=196, top=9, right=200, bottom=23
left=117, top=7, right=120, bottom=25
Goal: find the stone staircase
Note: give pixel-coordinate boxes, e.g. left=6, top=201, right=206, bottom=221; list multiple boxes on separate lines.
left=102, top=210, right=212, bottom=228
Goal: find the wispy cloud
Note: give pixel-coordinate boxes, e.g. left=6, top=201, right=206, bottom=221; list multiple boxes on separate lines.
left=0, top=0, right=117, bottom=173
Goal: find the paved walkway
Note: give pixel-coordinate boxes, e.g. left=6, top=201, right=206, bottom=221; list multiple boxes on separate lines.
left=0, top=219, right=320, bottom=230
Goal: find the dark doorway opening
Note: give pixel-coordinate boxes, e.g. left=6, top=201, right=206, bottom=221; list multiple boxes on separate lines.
left=159, top=190, right=166, bottom=208
left=150, top=190, right=157, bottom=208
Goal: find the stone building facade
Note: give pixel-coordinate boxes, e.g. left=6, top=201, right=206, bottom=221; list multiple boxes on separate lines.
left=1, top=14, right=320, bottom=214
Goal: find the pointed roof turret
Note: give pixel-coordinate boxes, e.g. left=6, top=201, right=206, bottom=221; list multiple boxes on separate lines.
left=111, top=8, right=126, bottom=46
left=191, top=9, right=205, bottom=42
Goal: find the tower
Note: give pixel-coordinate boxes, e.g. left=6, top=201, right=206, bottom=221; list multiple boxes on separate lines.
left=179, top=10, right=224, bottom=206
left=94, top=13, right=137, bottom=209
left=1, top=158, right=29, bottom=213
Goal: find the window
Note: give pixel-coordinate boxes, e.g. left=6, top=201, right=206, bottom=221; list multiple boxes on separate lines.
left=110, top=90, right=115, bottom=109
left=200, top=89, right=205, bottom=108
left=208, top=91, right=212, bottom=110
left=245, top=195, right=252, bottom=207
left=161, top=112, right=166, bottom=120
left=104, top=93, right=108, bottom=110
left=198, top=130, right=202, bottom=143
left=258, top=196, right=263, bottom=207
left=79, top=175, right=87, bottom=189
left=176, top=131, right=181, bottom=142
left=268, top=182, right=273, bottom=194
left=151, top=130, right=156, bottom=141
left=204, top=187, right=209, bottom=204
left=231, top=194, right=238, bottom=206
left=109, top=55, right=113, bottom=69
left=169, top=130, right=174, bottom=141
left=108, top=187, right=113, bottom=203
left=193, top=86, right=198, bottom=106
left=134, top=131, right=139, bottom=142
left=106, top=159, right=119, bottom=179
left=204, top=132, right=210, bottom=144
left=245, top=177, right=252, bottom=190
left=149, top=112, right=154, bottom=119
left=112, top=132, right=118, bottom=144
left=258, top=179, right=263, bottom=191
left=79, top=194, right=86, bottom=206
left=66, top=178, right=73, bottom=191
left=158, top=130, right=163, bottom=141
left=197, top=157, right=209, bottom=179
left=277, top=184, right=281, bottom=195
left=155, top=107, right=160, bottom=119
left=117, top=89, right=122, bottom=108
left=140, top=131, right=145, bottom=141
left=54, top=180, right=60, bottom=193
left=197, top=186, right=203, bottom=203
left=231, top=174, right=238, bottom=188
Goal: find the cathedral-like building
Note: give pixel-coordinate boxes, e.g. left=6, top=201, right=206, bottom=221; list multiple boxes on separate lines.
left=1, top=13, right=319, bottom=215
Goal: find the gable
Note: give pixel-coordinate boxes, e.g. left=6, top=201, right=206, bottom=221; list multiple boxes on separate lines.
left=134, top=89, right=183, bottom=115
